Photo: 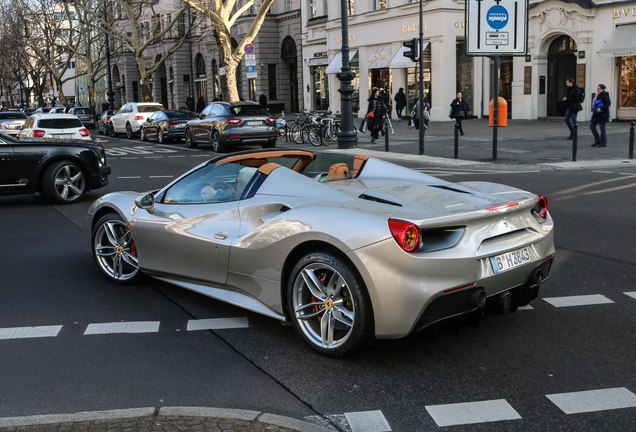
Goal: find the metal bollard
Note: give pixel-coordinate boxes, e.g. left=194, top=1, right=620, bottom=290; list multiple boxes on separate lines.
left=385, top=122, right=389, bottom=152
left=572, top=123, right=578, bottom=162
left=454, top=122, right=460, bottom=159
left=629, top=121, right=635, bottom=159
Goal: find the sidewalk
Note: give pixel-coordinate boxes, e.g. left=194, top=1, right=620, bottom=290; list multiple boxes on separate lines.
left=281, top=117, right=636, bottom=170
left=0, top=407, right=333, bottom=432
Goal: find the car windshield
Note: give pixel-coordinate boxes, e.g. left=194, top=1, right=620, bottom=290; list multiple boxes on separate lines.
left=138, top=105, right=164, bottom=113
left=166, top=111, right=197, bottom=119
left=38, top=118, right=83, bottom=129
left=0, top=113, right=27, bottom=119
left=74, top=108, right=91, bottom=114
left=229, top=105, right=269, bottom=116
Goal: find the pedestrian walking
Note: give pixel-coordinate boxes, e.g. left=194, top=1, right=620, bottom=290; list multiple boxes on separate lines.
left=196, top=96, right=205, bottom=114
left=365, top=88, right=387, bottom=144
left=450, top=92, right=471, bottom=136
left=408, top=91, right=430, bottom=130
left=380, top=88, right=392, bottom=118
left=259, top=93, right=267, bottom=107
left=590, top=84, right=611, bottom=147
left=562, top=78, right=582, bottom=140
left=394, top=88, right=406, bottom=121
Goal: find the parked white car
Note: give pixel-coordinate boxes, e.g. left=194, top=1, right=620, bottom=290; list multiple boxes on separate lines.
left=18, top=113, right=92, bottom=141
left=109, top=102, right=165, bottom=139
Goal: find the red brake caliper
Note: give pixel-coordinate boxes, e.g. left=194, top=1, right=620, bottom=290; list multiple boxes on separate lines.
left=312, top=271, right=329, bottom=322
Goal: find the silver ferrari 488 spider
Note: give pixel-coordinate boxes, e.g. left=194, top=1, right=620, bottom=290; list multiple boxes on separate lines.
left=86, top=149, right=555, bottom=356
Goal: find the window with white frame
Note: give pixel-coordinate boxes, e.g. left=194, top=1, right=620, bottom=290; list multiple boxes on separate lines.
left=373, top=0, right=386, bottom=10
left=286, top=0, right=293, bottom=11
left=347, top=0, right=354, bottom=15
left=309, top=0, right=317, bottom=18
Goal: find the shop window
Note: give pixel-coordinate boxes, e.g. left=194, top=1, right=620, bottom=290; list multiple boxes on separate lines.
left=406, top=43, right=432, bottom=113
left=456, top=40, right=473, bottom=115
left=347, top=0, right=354, bottom=15
left=620, top=56, right=636, bottom=108
left=524, top=66, right=531, bottom=95
left=311, top=66, right=329, bottom=111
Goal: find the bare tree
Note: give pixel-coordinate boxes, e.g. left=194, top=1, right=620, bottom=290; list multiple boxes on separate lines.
left=178, top=0, right=276, bottom=101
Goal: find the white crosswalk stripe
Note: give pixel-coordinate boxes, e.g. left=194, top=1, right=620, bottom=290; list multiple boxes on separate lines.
left=0, top=325, right=63, bottom=340
left=344, top=411, right=391, bottom=432
left=624, top=291, right=636, bottom=300
left=543, top=294, right=614, bottom=308
left=425, top=399, right=521, bottom=426
left=546, top=387, right=636, bottom=414
left=84, top=321, right=160, bottom=335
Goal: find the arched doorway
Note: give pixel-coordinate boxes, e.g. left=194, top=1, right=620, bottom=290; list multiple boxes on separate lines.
left=281, top=36, right=298, bottom=113
left=547, top=35, right=577, bottom=117
left=154, top=55, right=168, bottom=108
left=194, top=54, right=207, bottom=107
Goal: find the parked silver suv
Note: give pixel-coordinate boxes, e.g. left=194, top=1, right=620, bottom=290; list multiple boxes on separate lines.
left=109, top=102, right=165, bottom=139
left=68, top=107, right=96, bottom=128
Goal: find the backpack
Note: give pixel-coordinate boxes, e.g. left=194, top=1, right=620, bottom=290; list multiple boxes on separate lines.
left=577, top=87, right=585, bottom=103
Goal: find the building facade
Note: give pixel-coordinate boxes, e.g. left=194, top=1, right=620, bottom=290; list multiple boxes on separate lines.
left=301, top=0, right=636, bottom=122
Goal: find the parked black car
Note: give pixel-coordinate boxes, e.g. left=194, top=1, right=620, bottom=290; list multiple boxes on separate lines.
left=140, top=110, right=197, bottom=143
left=97, top=110, right=117, bottom=135
left=68, top=107, right=96, bottom=128
left=184, top=101, right=278, bottom=152
left=0, top=131, right=110, bottom=204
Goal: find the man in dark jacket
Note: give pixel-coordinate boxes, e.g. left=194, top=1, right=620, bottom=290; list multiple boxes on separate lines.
left=562, top=78, right=582, bottom=140
left=394, top=88, right=406, bottom=121
left=590, top=84, right=611, bottom=147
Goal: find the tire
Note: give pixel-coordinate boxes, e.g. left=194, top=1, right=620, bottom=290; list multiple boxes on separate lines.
left=140, top=127, right=148, bottom=141
left=157, top=129, right=169, bottom=144
left=211, top=130, right=225, bottom=152
left=308, top=126, right=323, bottom=146
left=185, top=129, right=198, bottom=149
left=301, top=125, right=312, bottom=144
left=97, top=123, right=103, bottom=135
left=41, top=160, right=87, bottom=204
left=289, top=123, right=303, bottom=144
left=126, top=123, right=136, bottom=139
left=288, top=250, right=374, bottom=357
left=92, top=213, right=143, bottom=285
left=108, top=123, right=119, bottom=137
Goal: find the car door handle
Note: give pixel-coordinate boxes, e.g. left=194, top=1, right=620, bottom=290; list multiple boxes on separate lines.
left=214, top=232, right=227, bottom=240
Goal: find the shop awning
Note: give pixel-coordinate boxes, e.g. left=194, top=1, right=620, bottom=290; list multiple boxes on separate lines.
left=308, top=58, right=329, bottom=67
left=389, top=42, right=430, bottom=69
left=325, top=50, right=359, bottom=74
left=597, top=25, right=636, bottom=57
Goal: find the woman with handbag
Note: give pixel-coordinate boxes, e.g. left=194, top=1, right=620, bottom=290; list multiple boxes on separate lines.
left=450, top=92, right=471, bottom=136
left=366, top=88, right=386, bottom=144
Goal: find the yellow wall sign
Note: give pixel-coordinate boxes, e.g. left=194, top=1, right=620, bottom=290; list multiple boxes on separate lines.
left=614, top=8, right=636, bottom=18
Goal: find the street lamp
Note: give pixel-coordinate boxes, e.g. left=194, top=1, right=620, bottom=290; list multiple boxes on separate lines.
left=104, top=0, right=115, bottom=110
left=336, top=0, right=358, bottom=149
left=14, top=69, right=24, bottom=108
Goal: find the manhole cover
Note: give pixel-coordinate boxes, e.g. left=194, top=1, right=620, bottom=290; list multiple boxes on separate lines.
left=538, top=157, right=569, bottom=161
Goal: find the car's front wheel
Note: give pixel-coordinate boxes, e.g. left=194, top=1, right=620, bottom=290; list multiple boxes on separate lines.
left=140, top=127, right=148, bottom=141
left=92, top=213, right=143, bottom=284
left=42, top=160, right=87, bottom=204
left=185, top=129, right=198, bottom=148
left=108, top=123, right=119, bottom=137
left=288, top=250, right=374, bottom=357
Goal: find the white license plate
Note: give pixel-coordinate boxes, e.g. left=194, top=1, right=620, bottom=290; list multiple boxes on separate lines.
left=247, top=121, right=261, bottom=126
left=491, top=247, right=531, bottom=273
left=52, top=134, right=72, bottom=138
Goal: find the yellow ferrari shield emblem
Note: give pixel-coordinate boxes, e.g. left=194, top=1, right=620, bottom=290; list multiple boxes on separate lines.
left=130, top=205, right=138, bottom=215
left=325, top=300, right=333, bottom=309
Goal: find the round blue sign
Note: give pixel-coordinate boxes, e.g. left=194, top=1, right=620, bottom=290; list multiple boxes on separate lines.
left=486, top=5, right=508, bottom=30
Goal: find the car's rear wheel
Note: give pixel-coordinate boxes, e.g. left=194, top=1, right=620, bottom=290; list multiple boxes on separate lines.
left=185, top=129, right=198, bottom=148
left=211, top=130, right=225, bottom=152
left=140, top=127, right=148, bottom=141
left=42, top=160, right=87, bottom=204
left=97, top=123, right=103, bottom=135
left=288, top=250, right=374, bottom=357
left=158, top=129, right=169, bottom=144
left=126, top=123, right=135, bottom=139
left=92, top=213, right=142, bottom=284
left=108, top=123, right=119, bottom=137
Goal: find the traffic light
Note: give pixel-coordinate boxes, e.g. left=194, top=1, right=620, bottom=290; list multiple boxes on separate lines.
left=403, top=38, right=419, bottom=62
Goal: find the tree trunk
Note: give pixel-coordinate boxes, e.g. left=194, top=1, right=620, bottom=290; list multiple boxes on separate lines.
left=55, top=77, right=66, bottom=107
left=215, top=29, right=239, bottom=102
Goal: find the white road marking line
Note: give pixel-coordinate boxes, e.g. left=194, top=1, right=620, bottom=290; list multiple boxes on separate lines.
left=546, top=388, right=636, bottom=414
left=117, top=176, right=141, bottom=179
left=149, top=175, right=174, bottom=178
left=121, top=157, right=139, bottom=159
left=0, top=325, right=63, bottom=340
left=425, top=399, right=521, bottom=427
left=624, top=292, right=636, bottom=300
left=543, top=294, right=614, bottom=308
left=618, top=172, right=636, bottom=176
left=187, top=317, right=249, bottom=331
left=84, top=321, right=160, bottom=335
left=169, top=155, right=186, bottom=158
left=591, top=170, right=615, bottom=174
left=344, top=410, right=391, bottom=432
left=517, top=305, right=534, bottom=310
left=145, top=156, right=162, bottom=158
left=191, top=154, right=210, bottom=157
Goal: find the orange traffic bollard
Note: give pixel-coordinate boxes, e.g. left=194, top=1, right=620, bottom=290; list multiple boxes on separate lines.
left=489, top=97, right=508, bottom=127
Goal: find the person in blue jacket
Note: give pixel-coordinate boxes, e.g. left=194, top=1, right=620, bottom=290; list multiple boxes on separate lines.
left=590, top=84, right=611, bottom=147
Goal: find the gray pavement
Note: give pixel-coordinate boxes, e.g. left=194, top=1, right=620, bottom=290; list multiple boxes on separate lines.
left=280, top=116, right=636, bottom=170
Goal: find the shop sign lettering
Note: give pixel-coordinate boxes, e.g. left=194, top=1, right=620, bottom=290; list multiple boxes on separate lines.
left=613, top=8, right=636, bottom=18
left=372, top=54, right=388, bottom=60
left=401, top=23, right=426, bottom=32
left=454, top=21, right=466, bottom=28
left=336, top=34, right=355, bottom=43
left=313, top=51, right=327, bottom=57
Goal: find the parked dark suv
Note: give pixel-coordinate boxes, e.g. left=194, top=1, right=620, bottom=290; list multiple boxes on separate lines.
left=68, top=107, right=96, bottom=128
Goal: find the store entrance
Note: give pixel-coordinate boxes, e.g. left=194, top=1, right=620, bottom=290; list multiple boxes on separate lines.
left=369, top=69, right=392, bottom=104
left=547, top=36, right=577, bottom=117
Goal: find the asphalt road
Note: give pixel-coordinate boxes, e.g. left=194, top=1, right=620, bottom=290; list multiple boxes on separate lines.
left=1, top=133, right=635, bottom=432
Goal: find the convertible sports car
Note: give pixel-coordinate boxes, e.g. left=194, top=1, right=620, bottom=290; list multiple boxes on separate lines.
left=85, top=149, right=554, bottom=356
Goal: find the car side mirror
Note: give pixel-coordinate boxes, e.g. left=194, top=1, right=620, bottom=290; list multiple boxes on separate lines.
left=135, top=193, right=155, bottom=213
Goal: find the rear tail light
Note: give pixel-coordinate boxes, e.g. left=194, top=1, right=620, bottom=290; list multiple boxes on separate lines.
left=134, top=115, right=144, bottom=120
left=32, top=130, right=45, bottom=137
left=166, top=122, right=180, bottom=126
left=533, top=196, right=548, bottom=219
left=79, top=128, right=90, bottom=136
left=267, top=117, right=276, bottom=124
left=388, top=219, right=421, bottom=253
left=0, top=124, right=3, bottom=129
left=224, top=118, right=241, bottom=125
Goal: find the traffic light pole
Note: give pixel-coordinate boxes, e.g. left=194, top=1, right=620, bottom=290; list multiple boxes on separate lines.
left=418, top=0, right=425, bottom=155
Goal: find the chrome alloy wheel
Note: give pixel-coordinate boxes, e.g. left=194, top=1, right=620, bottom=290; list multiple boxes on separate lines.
left=50, top=163, right=85, bottom=203
left=93, top=219, right=139, bottom=282
left=292, top=263, right=355, bottom=349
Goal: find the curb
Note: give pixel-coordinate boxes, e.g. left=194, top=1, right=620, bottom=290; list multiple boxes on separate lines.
left=0, top=407, right=333, bottom=432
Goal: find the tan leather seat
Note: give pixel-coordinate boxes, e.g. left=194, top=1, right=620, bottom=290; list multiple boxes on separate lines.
left=324, top=163, right=351, bottom=182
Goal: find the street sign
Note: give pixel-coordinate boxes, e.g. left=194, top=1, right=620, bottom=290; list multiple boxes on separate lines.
left=246, top=72, right=257, bottom=79
left=244, top=44, right=255, bottom=54
left=244, top=54, right=256, bottom=61
left=247, top=65, right=256, bottom=73
left=465, top=0, right=528, bottom=55
left=245, top=58, right=256, bottom=67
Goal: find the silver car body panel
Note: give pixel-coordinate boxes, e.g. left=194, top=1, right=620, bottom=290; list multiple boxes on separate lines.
left=86, top=154, right=555, bottom=338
